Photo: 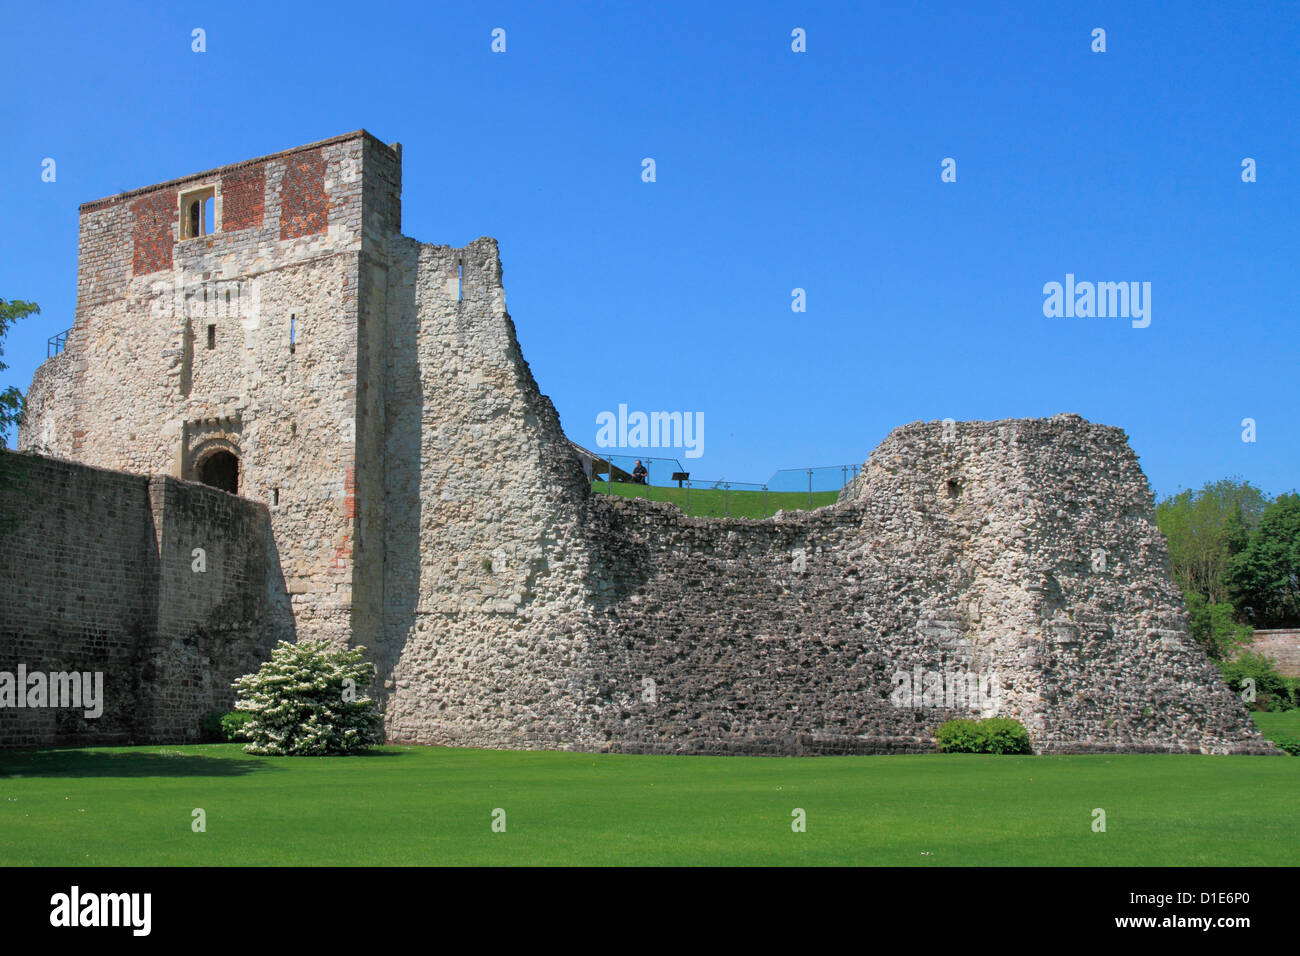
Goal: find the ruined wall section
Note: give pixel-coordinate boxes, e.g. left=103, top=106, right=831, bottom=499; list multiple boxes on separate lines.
left=575, top=497, right=948, bottom=754
left=17, top=346, right=74, bottom=454
left=995, top=418, right=1265, bottom=751
left=377, top=235, right=597, bottom=748
left=0, top=450, right=289, bottom=747
left=569, top=416, right=1272, bottom=755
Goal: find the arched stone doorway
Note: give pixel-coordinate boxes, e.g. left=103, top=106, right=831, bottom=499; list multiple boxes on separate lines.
left=196, top=449, right=240, bottom=495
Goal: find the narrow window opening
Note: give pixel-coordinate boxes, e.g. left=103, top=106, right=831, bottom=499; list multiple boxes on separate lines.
left=290, top=314, right=296, bottom=354
left=203, top=196, right=215, bottom=236
left=206, top=324, right=216, bottom=350
left=457, top=261, right=463, bottom=302
left=188, top=201, right=201, bottom=239
left=272, top=488, right=280, bottom=506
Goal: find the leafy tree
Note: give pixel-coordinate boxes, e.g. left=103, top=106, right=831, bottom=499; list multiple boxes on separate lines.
left=232, top=639, right=383, bottom=755
left=0, top=298, right=40, bottom=449
left=1184, top=591, right=1254, bottom=660
left=1227, top=493, right=1300, bottom=629
left=1155, top=479, right=1269, bottom=604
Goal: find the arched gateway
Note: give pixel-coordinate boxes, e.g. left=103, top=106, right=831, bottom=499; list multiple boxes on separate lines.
left=195, top=448, right=239, bottom=495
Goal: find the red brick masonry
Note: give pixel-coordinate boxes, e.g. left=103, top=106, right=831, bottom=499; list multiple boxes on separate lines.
left=280, top=148, right=327, bottom=240
left=131, top=189, right=176, bottom=276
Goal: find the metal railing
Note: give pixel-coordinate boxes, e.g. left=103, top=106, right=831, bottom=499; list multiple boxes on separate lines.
left=766, top=464, right=863, bottom=500
left=588, top=452, right=861, bottom=518
left=47, top=328, right=71, bottom=358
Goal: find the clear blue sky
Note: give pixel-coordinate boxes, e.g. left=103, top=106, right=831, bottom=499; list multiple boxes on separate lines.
left=2, top=0, right=1296, bottom=498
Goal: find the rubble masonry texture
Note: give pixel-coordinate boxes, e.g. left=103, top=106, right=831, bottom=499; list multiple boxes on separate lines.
left=10, top=130, right=1274, bottom=754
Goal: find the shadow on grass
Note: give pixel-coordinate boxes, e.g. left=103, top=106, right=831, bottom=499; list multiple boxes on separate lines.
left=0, top=747, right=281, bottom=779
left=0, top=745, right=414, bottom=779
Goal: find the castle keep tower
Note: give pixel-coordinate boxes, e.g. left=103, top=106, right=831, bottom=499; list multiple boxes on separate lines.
left=21, top=130, right=590, bottom=728
left=22, top=131, right=403, bottom=645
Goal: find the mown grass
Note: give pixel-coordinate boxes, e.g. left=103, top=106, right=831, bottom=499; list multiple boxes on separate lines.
left=592, top=480, right=840, bottom=518
left=1252, top=710, right=1300, bottom=753
left=0, top=745, right=1295, bottom=866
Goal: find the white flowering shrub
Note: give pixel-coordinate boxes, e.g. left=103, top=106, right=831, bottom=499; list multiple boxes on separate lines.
left=232, top=639, right=384, bottom=755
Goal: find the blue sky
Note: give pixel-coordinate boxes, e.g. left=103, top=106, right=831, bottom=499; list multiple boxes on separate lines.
left=2, top=0, right=1296, bottom=498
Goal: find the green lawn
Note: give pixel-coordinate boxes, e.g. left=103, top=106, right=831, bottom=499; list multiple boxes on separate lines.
left=0, top=745, right=1295, bottom=866
left=593, top=480, right=840, bottom=518
left=1252, top=710, right=1300, bottom=743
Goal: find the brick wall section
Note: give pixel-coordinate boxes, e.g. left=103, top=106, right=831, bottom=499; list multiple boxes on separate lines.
left=0, top=450, right=290, bottom=747
left=0, top=453, right=156, bottom=746
left=221, top=163, right=266, bottom=232
left=1246, top=630, right=1300, bottom=677
left=131, top=189, right=176, bottom=276
left=280, top=148, right=327, bottom=240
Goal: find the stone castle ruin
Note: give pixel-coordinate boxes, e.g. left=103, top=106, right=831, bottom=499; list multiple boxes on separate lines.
left=4, top=130, right=1273, bottom=754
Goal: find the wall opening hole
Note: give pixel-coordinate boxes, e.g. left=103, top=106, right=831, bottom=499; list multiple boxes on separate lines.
left=290, top=314, right=296, bottom=353
left=206, top=324, right=216, bottom=350
left=272, top=487, right=280, bottom=506
left=197, top=451, right=239, bottom=495
left=946, top=478, right=962, bottom=498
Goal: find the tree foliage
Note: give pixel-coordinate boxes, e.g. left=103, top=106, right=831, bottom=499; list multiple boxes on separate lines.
left=1227, top=493, right=1300, bottom=629
left=1154, top=479, right=1268, bottom=604
left=1184, top=591, right=1254, bottom=660
left=0, top=298, right=40, bottom=449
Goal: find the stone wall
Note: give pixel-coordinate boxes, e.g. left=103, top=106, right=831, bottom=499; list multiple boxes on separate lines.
left=12, top=131, right=1275, bottom=756
left=0, top=450, right=291, bottom=747
left=1244, top=630, right=1300, bottom=677
left=361, top=231, right=1271, bottom=755
left=566, top=417, right=1274, bottom=755
left=374, top=234, right=597, bottom=749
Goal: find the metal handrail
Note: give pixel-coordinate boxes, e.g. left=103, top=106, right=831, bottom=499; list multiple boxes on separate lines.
left=47, top=328, right=71, bottom=358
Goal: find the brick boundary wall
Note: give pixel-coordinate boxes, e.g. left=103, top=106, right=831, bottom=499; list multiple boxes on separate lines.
left=1246, top=630, right=1300, bottom=677
left=0, top=450, right=292, bottom=747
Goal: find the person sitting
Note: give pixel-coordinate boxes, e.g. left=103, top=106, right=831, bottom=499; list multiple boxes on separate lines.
left=632, top=460, right=648, bottom=484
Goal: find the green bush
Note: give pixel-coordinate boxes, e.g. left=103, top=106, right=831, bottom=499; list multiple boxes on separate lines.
left=220, top=711, right=255, bottom=741
left=1270, top=735, right=1300, bottom=757
left=200, top=710, right=255, bottom=742
left=1217, top=652, right=1296, bottom=711
left=232, top=639, right=384, bottom=755
left=935, top=717, right=1032, bottom=754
